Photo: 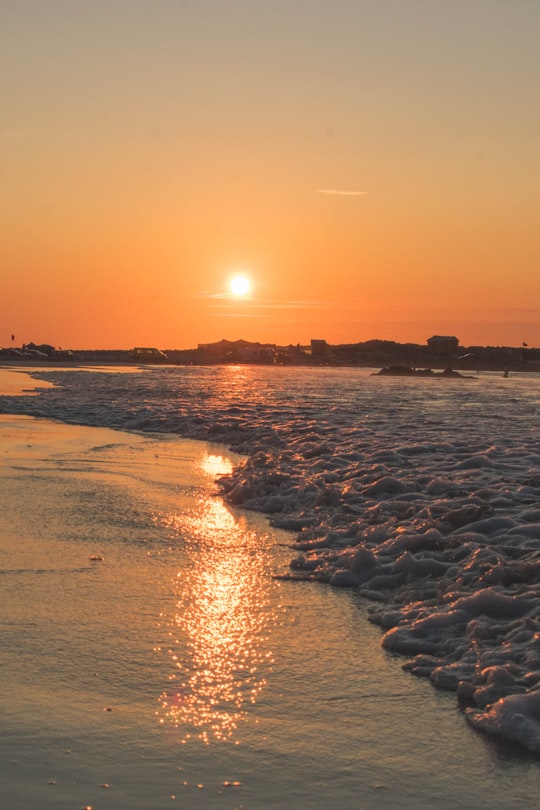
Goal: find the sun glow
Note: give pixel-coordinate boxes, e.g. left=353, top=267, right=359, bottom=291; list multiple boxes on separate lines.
left=229, top=274, right=252, bottom=297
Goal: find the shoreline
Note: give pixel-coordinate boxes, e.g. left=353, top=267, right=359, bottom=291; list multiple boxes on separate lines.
left=1, top=358, right=539, bottom=375
left=2, top=409, right=540, bottom=809
left=2, top=365, right=540, bottom=756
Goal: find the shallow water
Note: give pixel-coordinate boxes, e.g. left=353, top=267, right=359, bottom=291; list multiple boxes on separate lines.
left=1, top=402, right=540, bottom=808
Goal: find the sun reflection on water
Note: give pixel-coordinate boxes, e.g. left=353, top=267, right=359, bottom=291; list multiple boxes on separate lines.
left=157, top=452, right=276, bottom=744
left=199, top=453, right=234, bottom=478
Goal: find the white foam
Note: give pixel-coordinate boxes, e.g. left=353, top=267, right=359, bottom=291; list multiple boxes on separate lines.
left=466, top=691, right=540, bottom=752
left=1, top=365, right=539, bottom=751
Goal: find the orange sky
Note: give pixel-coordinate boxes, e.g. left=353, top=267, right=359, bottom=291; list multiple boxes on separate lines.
left=2, top=1, right=539, bottom=349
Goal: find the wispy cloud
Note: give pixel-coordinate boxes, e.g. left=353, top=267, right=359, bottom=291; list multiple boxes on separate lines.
left=204, top=291, right=253, bottom=301
left=206, top=298, right=328, bottom=311
left=317, top=189, right=368, bottom=196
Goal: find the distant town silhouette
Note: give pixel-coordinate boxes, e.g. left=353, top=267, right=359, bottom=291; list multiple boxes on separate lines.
left=1, top=336, right=538, bottom=372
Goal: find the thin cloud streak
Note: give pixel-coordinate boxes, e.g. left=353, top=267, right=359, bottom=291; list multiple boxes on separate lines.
left=204, top=295, right=430, bottom=314
left=207, top=298, right=328, bottom=311
left=317, top=189, right=368, bottom=196
left=204, top=291, right=254, bottom=301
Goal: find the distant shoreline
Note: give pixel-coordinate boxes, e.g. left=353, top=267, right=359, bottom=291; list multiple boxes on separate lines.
left=1, top=337, right=538, bottom=373
left=0, top=355, right=538, bottom=374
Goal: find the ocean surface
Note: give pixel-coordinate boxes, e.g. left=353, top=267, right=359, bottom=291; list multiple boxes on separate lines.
left=1, top=364, right=540, bottom=809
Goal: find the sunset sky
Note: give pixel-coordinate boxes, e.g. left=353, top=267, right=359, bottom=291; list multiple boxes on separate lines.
left=2, top=0, right=539, bottom=350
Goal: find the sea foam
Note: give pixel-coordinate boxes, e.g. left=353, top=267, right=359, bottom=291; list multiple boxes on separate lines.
left=1, top=365, right=539, bottom=752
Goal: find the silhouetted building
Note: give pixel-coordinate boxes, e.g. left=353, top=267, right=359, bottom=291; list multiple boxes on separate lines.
left=426, top=335, right=459, bottom=354
left=197, top=339, right=275, bottom=363
left=310, top=339, right=329, bottom=358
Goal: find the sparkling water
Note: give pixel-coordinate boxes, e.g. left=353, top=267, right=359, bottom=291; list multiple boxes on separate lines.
left=1, top=366, right=539, bottom=808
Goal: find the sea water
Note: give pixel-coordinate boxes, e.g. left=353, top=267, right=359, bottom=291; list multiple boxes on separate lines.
left=0, top=365, right=539, bottom=809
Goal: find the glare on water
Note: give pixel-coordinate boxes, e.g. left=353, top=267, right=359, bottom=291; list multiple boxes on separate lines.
left=157, top=462, right=275, bottom=743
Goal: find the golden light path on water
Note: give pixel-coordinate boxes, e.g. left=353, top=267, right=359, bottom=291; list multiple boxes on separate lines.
left=156, top=451, right=276, bottom=744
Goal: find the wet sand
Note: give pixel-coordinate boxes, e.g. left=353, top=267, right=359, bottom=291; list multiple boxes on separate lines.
left=0, top=367, right=56, bottom=396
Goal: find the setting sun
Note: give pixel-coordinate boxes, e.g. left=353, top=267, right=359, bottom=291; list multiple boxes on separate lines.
left=229, top=274, right=252, bottom=297
left=1, top=2, right=539, bottom=350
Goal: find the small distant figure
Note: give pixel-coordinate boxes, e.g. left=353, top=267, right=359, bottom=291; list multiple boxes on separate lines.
left=503, top=366, right=509, bottom=378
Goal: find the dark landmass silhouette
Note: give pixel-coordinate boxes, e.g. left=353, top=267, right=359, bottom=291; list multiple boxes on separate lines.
left=374, top=365, right=476, bottom=379
left=1, top=337, right=538, bottom=372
